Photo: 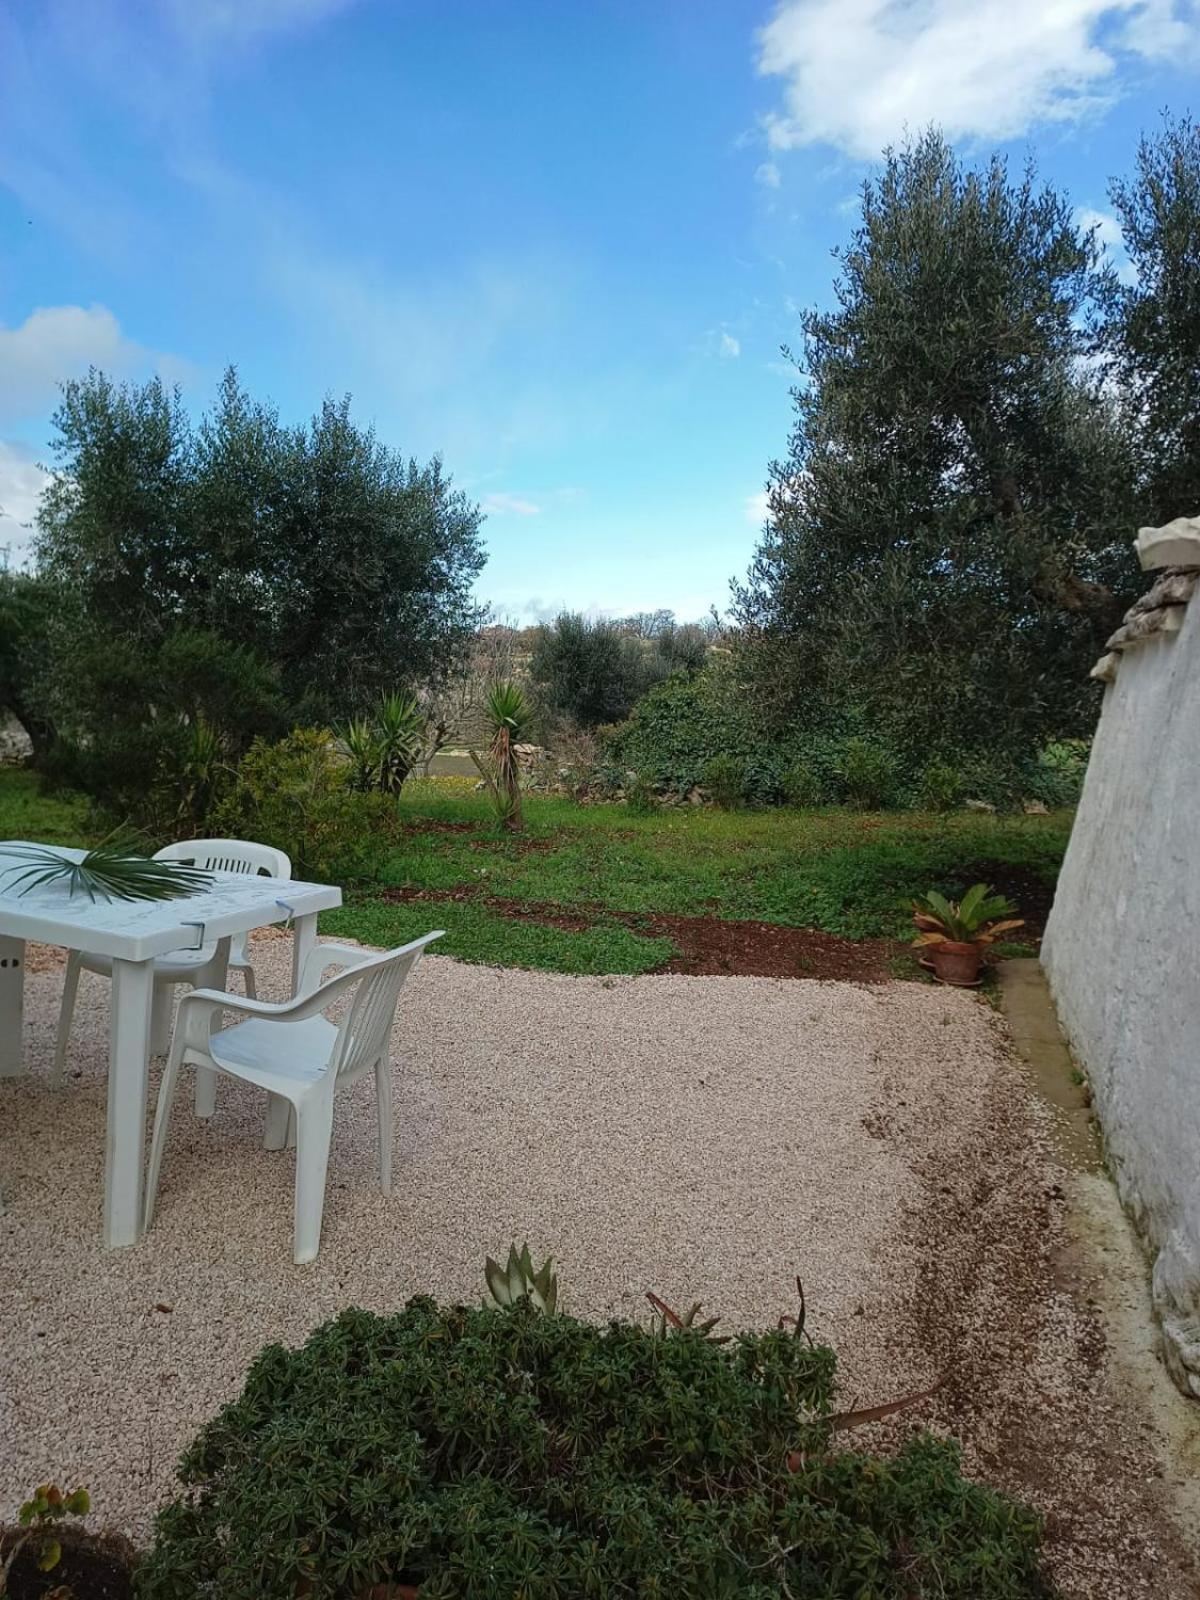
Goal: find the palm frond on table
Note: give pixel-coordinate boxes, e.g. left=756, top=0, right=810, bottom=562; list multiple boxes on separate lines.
left=0, top=844, right=213, bottom=903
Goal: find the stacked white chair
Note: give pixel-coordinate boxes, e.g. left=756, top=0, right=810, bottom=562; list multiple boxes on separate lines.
left=52, top=838, right=291, bottom=1113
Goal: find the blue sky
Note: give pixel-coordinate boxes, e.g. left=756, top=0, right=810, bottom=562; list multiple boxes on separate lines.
left=1, top=1, right=1197, bottom=622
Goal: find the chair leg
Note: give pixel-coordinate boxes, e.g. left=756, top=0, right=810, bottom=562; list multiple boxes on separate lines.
left=150, top=982, right=174, bottom=1055
left=144, top=1040, right=188, bottom=1232
left=52, top=952, right=83, bottom=1084
left=240, top=963, right=257, bottom=1001
left=194, top=1064, right=217, bottom=1118
left=264, top=1092, right=291, bottom=1150
left=375, top=1057, right=394, bottom=1194
left=292, top=1093, right=336, bottom=1264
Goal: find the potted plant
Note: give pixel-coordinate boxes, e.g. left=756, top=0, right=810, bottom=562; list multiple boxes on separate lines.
left=911, top=883, right=1023, bottom=986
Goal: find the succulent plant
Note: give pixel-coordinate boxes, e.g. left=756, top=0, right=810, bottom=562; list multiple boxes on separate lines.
left=484, top=1243, right=558, bottom=1314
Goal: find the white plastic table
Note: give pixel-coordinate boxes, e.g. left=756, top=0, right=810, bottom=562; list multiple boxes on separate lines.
left=0, top=843, right=342, bottom=1247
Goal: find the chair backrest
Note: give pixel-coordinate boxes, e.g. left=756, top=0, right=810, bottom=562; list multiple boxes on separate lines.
left=156, top=837, right=292, bottom=880
left=294, top=933, right=443, bottom=1080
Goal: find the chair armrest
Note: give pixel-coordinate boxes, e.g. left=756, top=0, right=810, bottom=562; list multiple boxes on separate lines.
left=181, top=987, right=299, bottom=1018
left=297, top=941, right=378, bottom=996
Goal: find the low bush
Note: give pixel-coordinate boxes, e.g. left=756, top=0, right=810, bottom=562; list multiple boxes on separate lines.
left=701, top=752, right=747, bottom=809
left=916, top=758, right=965, bottom=812
left=780, top=761, right=827, bottom=808
left=1022, top=740, right=1090, bottom=808
left=828, top=736, right=899, bottom=809
left=138, top=1297, right=1050, bottom=1600
left=211, top=728, right=401, bottom=881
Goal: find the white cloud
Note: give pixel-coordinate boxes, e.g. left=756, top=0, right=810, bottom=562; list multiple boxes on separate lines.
left=0, top=304, right=165, bottom=425
left=745, top=488, right=771, bottom=526
left=1076, top=205, right=1123, bottom=251
left=755, top=0, right=1200, bottom=158
left=482, top=492, right=542, bottom=516
left=755, top=160, right=782, bottom=187
left=1076, top=204, right=1140, bottom=282
left=719, top=331, right=742, bottom=358
left=0, top=441, right=51, bottom=549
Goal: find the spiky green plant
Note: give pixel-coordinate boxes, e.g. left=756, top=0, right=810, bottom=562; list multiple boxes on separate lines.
left=470, top=680, right=530, bottom=833
left=0, top=843, right=212, bottom=903
left=175, top=714, right=230, bottom=829
left=375, top=692, right=426, bottom=794
left=484, top=1243, right=558, bottom=1314
left=337, top=715, right=382, bottom=793
left=911, top=883, right=1024, bottom=949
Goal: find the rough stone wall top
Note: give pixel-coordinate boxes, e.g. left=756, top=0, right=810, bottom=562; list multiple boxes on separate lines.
left=1090, top=515, right=1200, bottom=682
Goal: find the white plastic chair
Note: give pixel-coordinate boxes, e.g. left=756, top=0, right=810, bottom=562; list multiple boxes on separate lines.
left=52, top=839, right=291, bottom=1116
left=144, top=932, right=444, bottom=1263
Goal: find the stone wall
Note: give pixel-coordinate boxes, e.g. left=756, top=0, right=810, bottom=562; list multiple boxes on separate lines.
left=1042, top=516, right=1200, bottom=1398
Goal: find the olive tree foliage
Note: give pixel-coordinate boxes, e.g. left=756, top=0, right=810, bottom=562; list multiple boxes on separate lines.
left=734, top=132, right=1141, bottom=765
left=32, top=368, right=486, bottom=816
left=1094, top=113, right=1200, bottom=524
left=531, top=611, right=713, bottom=729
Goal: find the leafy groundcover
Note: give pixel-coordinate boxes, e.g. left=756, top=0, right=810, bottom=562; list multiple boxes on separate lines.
left=136, top=1298, right=1052, bottom=1599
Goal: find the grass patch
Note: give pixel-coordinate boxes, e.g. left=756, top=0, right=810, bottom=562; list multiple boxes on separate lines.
left=0, top=768, right=95, bottom=846
left=0, top=767, right=1070, bottom=977
left=322, top=896, right=676, bottom=976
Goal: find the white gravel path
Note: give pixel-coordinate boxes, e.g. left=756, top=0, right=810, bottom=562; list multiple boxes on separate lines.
left=1, top=938, right=1194, bottom=1596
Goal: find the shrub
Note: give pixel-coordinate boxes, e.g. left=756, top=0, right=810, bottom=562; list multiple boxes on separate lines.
left=612, top=658, right=765, bottom=796
left=917, top=758, right=965, bottom=812
left=1022, top=739, right=1090, bottom=808
left=780, top=762, right=826, bottom=809
left=624, top=774, right=658, bottom=813
left=138, top=1298, right=1050, bottom=1600
left=701, top=752, right=747, bottom=809
left=211, top=729, right=400, bottom=881
left=830, top=737, right=899, bottom=809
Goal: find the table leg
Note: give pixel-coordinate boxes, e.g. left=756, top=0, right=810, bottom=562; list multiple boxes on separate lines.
left=0, top=936, right=25, bottom=1078
left=105, top=957, right=154, bottom=1248
left=272, top=914, right=318, bottom=1152
left=193, top=937, right=231, bottom=1120
left=292, top=911, right=319, bottom=995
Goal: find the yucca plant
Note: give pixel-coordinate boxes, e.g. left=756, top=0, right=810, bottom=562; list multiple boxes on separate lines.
left=484, top=1243, right=558, bottom=1314
left=338, top=715, right=382, bottom=793
left=0, top=842, right=213, bottom=903
left=375, top=691, right=426, bottom=794
left=470, top=680, right=530, bottom=832
left=911, top=883, right=1024, bottom=949
left=175, top=714, right=230, bottom=829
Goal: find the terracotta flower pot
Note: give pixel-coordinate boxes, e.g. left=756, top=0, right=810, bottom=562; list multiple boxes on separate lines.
left=929, top=940, right=982, bottom=986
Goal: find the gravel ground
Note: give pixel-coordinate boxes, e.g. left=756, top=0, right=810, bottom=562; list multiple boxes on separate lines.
left=1, top=937, right=1195, bottom=1597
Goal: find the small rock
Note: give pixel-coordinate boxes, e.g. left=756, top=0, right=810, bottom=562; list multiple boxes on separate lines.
left=964, top=798, right=995, bottom=813
left=1023, top=799, right=1049, bottom=815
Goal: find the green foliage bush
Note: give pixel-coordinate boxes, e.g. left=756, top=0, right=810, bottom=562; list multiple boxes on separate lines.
left=211, top=729, right=400, bottom=881
left=828, top=737, right=899, bottom=809
left=701, top=752, right=747, bottom=809
left=917, top=759, right=966, bottom=812
left=780, top=762, right=827, bottom=808
left=1021, top=740, right=1090, bottom=808
left=42, top=627, right=286, bottom=829
left=138, top=1299, right=1050, bottom=1600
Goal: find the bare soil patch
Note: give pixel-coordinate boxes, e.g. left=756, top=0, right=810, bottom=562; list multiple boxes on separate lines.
left=378, top=886, right=894, bottom=980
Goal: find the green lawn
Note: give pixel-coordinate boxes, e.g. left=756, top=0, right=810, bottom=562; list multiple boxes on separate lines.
left=0, top=768, right=1071, bottom=977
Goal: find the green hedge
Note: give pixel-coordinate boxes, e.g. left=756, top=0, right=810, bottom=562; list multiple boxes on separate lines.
left=137, top=1299, right=1050, bottom=1599
left=609, top=663, right=1088, bottom=811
